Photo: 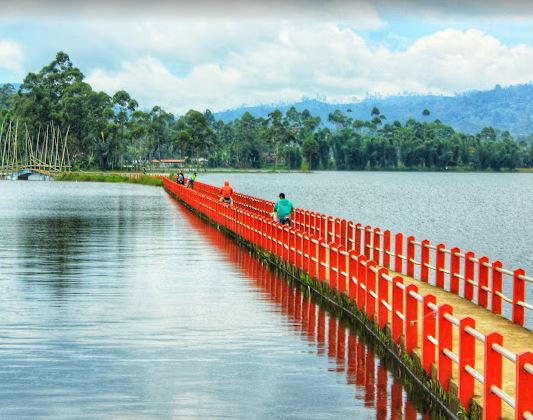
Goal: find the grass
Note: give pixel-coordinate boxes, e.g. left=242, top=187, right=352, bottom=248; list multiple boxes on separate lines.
left=55, top=172, right=163, bottom=187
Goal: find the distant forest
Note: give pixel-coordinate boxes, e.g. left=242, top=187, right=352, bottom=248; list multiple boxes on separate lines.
left=1, top=52, right=532, bottom=171
left=215, top=84, right=533, bottom=138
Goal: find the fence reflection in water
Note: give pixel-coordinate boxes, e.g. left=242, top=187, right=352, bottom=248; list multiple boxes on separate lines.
left=176, top=200, right=431, bottom=419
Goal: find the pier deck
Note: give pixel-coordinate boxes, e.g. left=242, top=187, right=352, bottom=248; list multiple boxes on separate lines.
left=162, top=176, right=532, bottom=419
left=401, top=274, right=533, bottom=418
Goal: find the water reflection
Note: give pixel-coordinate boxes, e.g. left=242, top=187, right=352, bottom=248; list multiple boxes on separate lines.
left=176, top=201, right=429, bottom=419
left=14, top=215, right=90, bottom=283
left=0, top=182, right=438, bottom=418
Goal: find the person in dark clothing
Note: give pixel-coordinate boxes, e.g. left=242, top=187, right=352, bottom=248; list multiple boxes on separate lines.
left=177, top=170, right=185, bottom=185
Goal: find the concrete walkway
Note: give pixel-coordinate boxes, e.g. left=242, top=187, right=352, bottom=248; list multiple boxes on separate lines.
left=398, top=273, right=533, bottom=419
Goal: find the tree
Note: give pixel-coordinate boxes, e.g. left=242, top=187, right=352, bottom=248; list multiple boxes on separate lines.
left=301, top=109, right=321, bottom=136
left=175, top=110, right=215, bottom=170
left=266, top=109, right=291, bottom=170
left=3, top=51, right=532, bottom=173
left=315, top=128, right=331, bottom=169
left=500, top=137, right=521, bottom=170
left=302, top=135, right=320, bottom=169
left=148, top=106, right=174, bottom=160
left=11, top=52, right=117, bottom=168
left=344, top=134, right=367, bottom=169
left=111, top=90, right=138, bottom=168
left=0, top=84, right=15, bottom=122
left=284, top=144, right=302, bottom=170
left=369, top=107, right=385, bottom=129
left=14, top=51, right=84, bottom=133
left=478, top=127, right=497, bottom=142
left=61, top=82, right=112, bottom=167
left=231, top=112, right=264, bottom=168
left=328, top=109, right=350, bottom=129
left=128, top=110, right=151, bottom=165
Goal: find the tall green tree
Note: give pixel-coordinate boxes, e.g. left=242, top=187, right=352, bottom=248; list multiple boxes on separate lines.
left=13, top=51, right=84, bottom=133
left=175, top=110, right=215, bottom=170
left=267, top=109, right=291, bottom=170
left=0, top=83, right=15, bottom=122
left=302, top=135, right=320, bottom=169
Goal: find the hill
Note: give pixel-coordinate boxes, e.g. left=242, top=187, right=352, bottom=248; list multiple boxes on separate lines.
left=214, top=83, right=533, bottom=137
left=0, top=83, right=21, bottom=91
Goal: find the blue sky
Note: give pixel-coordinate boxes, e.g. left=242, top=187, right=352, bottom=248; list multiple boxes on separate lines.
left=0, top=0, right=532, bottom=113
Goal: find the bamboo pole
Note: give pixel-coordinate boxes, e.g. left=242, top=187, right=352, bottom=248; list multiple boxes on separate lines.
left=0, top=121, right=71, bottom=177
left=24, top=126, right=28, bottom=169
left=0, top=122, right=5, bottom=174
left=60, top=126, right=69, bottom=170
left=27, top=127, right=34, bottom=170
left=13, top=121, right=19, bottom=173
left=10, top=121, right=15, bottom=173
left=65, top=127, right=71, bottom=171
left=43, top=124, right=49, bottom=170
left=51, top=125, right=54, bottom=169
left=35, top=125, right=41, bottom=168
left=54, top=126, right=60, bottom=171
left=5, top=122, right=12, bottom=174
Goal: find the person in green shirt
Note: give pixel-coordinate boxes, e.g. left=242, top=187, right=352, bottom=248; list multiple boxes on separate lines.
left=187, top=172, right=197, bottom=189
left=273, top=192, right=294, bottom=226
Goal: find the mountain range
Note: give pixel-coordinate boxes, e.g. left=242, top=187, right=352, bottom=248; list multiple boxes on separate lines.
left=214, top=83, right=533, bottom=138
left=4, top=81, right=532, bottom=138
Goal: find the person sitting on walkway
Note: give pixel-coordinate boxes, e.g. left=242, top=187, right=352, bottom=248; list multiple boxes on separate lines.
left=187, top=172, right=196, bottom=189
left=219, top=180, right=234, bottom=205
left=177, top=170, right=185, bottom=185
left=273, top=192, right=294, bottom=226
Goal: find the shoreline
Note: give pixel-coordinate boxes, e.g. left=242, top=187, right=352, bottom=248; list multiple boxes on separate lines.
left=54, top=172, right=163, bottom=186
left=55, top=167, right=532, bottom=179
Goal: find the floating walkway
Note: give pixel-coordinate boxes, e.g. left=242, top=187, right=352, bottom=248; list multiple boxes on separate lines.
left=181, top=205, right=428, bottom=418
left=162, top=177, right=532, bottom=420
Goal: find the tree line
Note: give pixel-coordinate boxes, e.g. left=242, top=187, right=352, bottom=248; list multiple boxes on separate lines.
left=1, top=52, right=532, bottom=171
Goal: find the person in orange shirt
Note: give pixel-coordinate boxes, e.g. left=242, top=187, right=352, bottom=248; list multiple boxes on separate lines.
left=219, top=180, right=234, bottom=205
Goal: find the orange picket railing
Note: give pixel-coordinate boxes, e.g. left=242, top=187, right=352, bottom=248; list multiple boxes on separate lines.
left=188, top=179, right=532, bottom=329
left=163, top=177, right=532, bottom=419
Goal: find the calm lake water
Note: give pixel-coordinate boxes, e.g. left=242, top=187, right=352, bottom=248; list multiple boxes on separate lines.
left=0, top=181, right=434, bottom=418
left=200, top=171, right=533, bottom=327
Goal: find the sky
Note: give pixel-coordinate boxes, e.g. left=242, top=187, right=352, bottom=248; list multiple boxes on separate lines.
left=0, top=0, right=532, bottom=114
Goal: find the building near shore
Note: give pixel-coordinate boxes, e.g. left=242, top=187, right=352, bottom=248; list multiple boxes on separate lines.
left=150, top=159, right=185, bottom=169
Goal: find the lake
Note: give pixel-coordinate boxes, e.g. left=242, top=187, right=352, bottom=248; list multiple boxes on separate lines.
left=0, top=180, right=435, bottom=418
left=200, top=171, right=533, bottom=326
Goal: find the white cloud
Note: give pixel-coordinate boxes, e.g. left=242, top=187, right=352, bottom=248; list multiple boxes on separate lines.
left=86, top=25, right=533, bottom=114
left=397, top=29, right=533, bottom=91
left=85, top=21, right=279, bottom=66
left=0, top=40, right=23, bottom=74
left=88, top=56, right=245, bottom=112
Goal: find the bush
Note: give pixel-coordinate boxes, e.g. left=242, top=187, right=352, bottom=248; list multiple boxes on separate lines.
left=300, top=161, right=310, bottom=172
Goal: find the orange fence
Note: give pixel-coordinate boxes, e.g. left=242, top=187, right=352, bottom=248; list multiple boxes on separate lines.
left=164, top=178, right=532, bottom=419
left=190, top=180, right=532, bottom=329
